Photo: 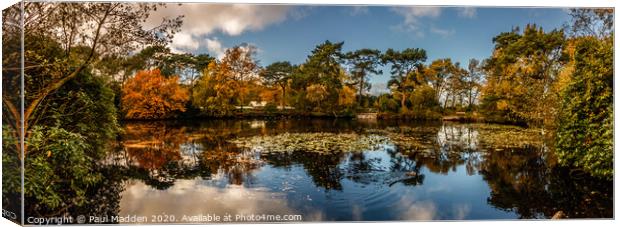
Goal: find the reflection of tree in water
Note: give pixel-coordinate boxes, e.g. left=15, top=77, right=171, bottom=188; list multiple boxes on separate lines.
left=199, top=133, right=262, bottom=186
left=387, top=124, right=481, bottom=178
left=263, top=151, right=346, bottom=190
left=71, top=123, right=228, bottom=222
left=70, top=166, right=125, bottom=223
left=479, top=146, right=612, bottom=218
left=258, top=123, right=482, bottom=189
left=117, top=121, right=263, bottom=187
left=385, top=150, right=425, bottom=186
left=406, top=124, right=612, bottom=218
left=122, top=122, right=186, bottom=169
left=118, top=122, right=206, bottom=190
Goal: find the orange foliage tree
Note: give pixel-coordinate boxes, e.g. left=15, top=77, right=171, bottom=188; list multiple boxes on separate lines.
left=122, top=69, right=189, bottom=119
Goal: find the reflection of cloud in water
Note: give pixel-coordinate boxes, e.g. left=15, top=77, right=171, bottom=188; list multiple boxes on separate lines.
left=120, top=179, right=318, bottom=222
left=399, top=201, right=437, bottom=220
left=397, top=193, right=436, bottom=220
left=396, top=192, right=472, bottom=220
left=351, top=204, right=364, bottom=221
left=452, top=204, right=471, bottom=220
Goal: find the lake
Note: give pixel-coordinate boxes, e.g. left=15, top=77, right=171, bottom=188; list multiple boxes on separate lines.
left=88, top=119, right=611, bottom=223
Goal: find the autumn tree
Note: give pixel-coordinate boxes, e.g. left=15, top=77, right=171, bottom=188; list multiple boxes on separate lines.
left=338, top=85, right=357, bottom=110
left=464, top=58, right=483, bottom=109
left=423, top=58, right=457, bottom=108
left=260, top=61, right=294, bottom=108
left=192, top=44, right=260, bottom=116
left=192, top=62, right=235, bottom=116
left=292, top=40, right=346, bottom=113
left=480, top=24, right=565, bottom=126
left=409, top=84, right=440, bottom=113
left=306, top=84, right=329, bottom=111
left=122, top=69, right=189, bottom=119
left=108, top=45, right=214, bottom=86
left=221, top=44, right=261, bottom=106
left=445, top=63, right=468, bottom=109
left=382, top=48, right=427, bottom=112
left=345, top=48, right=383, bottom=105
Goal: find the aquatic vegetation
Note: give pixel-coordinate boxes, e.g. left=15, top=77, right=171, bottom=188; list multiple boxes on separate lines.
left=229, top=124, right=546, bottom=158
left=229, top=132, right=390, bottom=154
left=229, top=128, right=442, bottom=158
left=472, top=124, right=545, bottom=148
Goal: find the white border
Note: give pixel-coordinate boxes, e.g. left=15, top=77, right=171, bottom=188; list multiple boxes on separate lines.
left=0, top=1, right=617, bottom=227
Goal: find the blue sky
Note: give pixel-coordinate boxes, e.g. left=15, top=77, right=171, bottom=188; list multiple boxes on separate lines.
left=146, top=5, right=571, bottom=94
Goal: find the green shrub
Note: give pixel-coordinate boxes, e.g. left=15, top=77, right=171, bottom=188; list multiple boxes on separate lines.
left=264, top=102, right=278, bottom=113
left=556, top=37, right=613, bottom=180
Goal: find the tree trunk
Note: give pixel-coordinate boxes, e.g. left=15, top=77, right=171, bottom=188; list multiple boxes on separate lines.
left=19, top=7, right=110, bottom=158
left=359, top=76, right=364, bottom=106
left=280, top=84, right=286, bottom=108
left=468, top=87, right=473, bottom=108
left=401, top=92, right=407, bottom=111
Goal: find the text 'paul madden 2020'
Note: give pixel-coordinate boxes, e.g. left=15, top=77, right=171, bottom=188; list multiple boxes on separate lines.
left=85, top=213, right=303, bottom=223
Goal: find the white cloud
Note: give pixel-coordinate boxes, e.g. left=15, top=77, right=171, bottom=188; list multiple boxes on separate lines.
left=203, top=39, right=260, bottom=61
left=430, top=25, right=455, bottom=38
left=458, top=7, right=477, bottom=18
left=204, top=37, right=225, bottom=59
left=169, top=32, right=200, bottom=53
left=370, top=83, right=390, bottom=95
left=391, top=6, right=442, bottom=37
left=144, top=4, right=294, bottom=53
left=146, top=4, right=292, bottom=36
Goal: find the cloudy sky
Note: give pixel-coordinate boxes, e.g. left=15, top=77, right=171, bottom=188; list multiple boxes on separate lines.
left=145, top=4, right=571, bottom=94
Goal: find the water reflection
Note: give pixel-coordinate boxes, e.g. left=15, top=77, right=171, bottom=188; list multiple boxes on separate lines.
left=120, top=180, right=306, bottom=222
left=78, top=119, right=611, bottom=222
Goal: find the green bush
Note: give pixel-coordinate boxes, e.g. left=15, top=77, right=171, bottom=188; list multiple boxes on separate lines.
left=2, top=71, right=120, bottom=214
left=556, top=37, right=613, bottom=180
left=264, top=102, right=278, bottom=113
left=375, top=94, right=400, bottom=113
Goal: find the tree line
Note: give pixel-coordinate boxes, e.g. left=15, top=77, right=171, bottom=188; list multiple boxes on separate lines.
left=118, top=40, right=486, bottom=119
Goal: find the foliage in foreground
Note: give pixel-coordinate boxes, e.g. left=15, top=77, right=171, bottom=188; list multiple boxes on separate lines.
left=556, top=36, right=613, bottom=180
left=2, top=71, right=120, bottom=214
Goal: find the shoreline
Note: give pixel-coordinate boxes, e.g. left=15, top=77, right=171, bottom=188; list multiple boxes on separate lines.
left=119, top=112, right=530, bottom=127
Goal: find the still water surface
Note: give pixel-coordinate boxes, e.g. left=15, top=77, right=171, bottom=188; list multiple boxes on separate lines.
left=95, top=119, right=611, bottom=222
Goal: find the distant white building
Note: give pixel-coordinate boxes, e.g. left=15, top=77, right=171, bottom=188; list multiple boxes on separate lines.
left=249, top=101, right=267, bottom=107
left=235, top=101, right=295, bottom=110
left=235, top=101, right=266, bottom=109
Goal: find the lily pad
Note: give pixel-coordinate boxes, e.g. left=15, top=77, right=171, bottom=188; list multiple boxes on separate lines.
left=228, top=132, right=390, bottom=154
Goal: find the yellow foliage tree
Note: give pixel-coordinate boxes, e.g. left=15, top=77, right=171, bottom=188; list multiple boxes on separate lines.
left=306, top=84, right=329, bottom=111
left=338, top=85, right=357, bottom=107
